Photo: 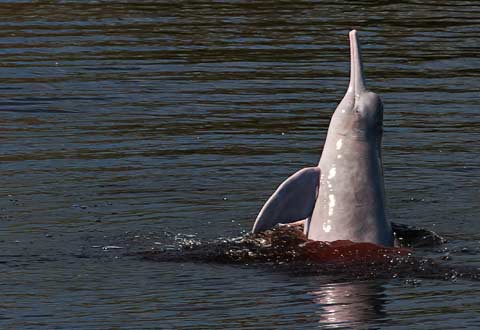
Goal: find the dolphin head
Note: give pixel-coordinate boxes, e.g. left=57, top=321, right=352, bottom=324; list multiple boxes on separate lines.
left=329, top=30, right=383, bottom=142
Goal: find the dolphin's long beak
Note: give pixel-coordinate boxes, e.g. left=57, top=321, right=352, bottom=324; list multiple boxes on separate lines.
left=348, top=30, right=366, bottom=96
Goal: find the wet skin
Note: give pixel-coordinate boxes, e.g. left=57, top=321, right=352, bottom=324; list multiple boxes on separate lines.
left=252, top=30, right=393, bottom=247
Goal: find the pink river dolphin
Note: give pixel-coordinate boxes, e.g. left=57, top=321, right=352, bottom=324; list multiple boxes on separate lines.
left=252, top=30, right=394, bottom=247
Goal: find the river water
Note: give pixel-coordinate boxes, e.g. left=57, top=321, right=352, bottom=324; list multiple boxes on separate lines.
left=1, top=1, right=479, bottom=329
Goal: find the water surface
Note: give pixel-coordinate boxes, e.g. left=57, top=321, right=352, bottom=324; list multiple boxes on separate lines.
left=1, top=1, right=479, bottom=329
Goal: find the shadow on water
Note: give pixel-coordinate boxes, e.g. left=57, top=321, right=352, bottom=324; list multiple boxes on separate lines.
left=101, top=223, right=479, bottom=282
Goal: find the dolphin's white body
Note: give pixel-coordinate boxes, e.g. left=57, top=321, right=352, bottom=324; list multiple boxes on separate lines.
left=252, top=30, right=393, bottom=247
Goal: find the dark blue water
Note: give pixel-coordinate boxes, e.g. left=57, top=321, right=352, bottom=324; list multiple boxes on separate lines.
left=1, top=1, right=479, bottom=329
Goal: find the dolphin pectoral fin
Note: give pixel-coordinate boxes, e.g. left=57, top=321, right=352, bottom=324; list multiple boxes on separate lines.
left=252, top=167, right=321, bottom=233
